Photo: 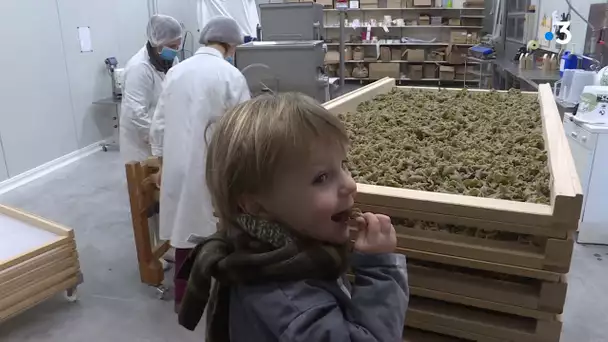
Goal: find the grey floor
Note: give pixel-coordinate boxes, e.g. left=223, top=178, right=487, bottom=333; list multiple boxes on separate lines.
left=0, top=151, right=607, bottom=341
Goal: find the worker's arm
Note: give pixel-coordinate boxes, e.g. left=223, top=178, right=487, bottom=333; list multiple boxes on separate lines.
left=122, top=64, right=155, bottom=142
left=150, top=77, right=171, bottom=157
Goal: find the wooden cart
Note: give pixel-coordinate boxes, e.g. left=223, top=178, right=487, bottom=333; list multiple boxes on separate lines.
left=0, top=205, right=82, bottom=322
left=329, top=78, right=582, bottom=342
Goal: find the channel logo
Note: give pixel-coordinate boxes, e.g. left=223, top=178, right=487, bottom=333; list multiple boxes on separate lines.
left=544, top=21, right=573, bottom=45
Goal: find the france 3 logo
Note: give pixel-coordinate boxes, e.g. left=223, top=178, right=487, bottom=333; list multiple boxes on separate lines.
left=544, top=21, right=573, bottom=45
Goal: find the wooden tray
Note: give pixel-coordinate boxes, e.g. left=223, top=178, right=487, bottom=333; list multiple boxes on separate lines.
left=406, top=296, right=562, bottom=342
left=326, top=78, right=582, bottom=274
left=0, top=204, right=81, bottom=322
left=408, top=262, right=567, bottom=317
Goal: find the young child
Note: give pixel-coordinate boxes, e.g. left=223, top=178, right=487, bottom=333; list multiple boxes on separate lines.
left=177, top=92, right=409, bottom=341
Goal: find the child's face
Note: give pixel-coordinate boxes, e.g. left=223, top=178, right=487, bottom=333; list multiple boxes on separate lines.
left=258, top=138, right=357, bottom=244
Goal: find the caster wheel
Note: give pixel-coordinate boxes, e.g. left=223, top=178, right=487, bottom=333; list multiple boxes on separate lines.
left=102, top=145, right=108, bottom=152
left=65, top=287, right=79, bottom=302
left=155, top=285, right=169, bottom=300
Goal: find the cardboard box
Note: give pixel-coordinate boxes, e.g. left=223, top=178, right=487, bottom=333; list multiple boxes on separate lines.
left=391, top=48, right=402, bottom=61
left=424, top=64, right=437, bottom=78
left=380, top=46, right=391, bottom=62
left=413, top=0, right=432, bottom=6
left=344, top=46, right=353, bottom=61
left=315, top=0, right=333, bottom=5
left=464, top=0, right=485, bottom=7
left=468, top=31, right=479, bottom=44
left=449, top=18, right=461, bottom=26
left=360, top=0, right=378, bottom=7
left=404, top=49, right=425, bottom=62
left=428, top=49, right=445, bottom=61
left=369, top=63, right=400, bottom=78
left=440, top=65, right=455, bottom=80
left=353, top=47, right=364, bottom=61
left=408, top=65, right=423, bottom=80
left=324, top=51, right=340, bottom=64
left=419, top=15, right=430, bottom=25
left=380, top=0, right=402, bottom=7
left=450, top=30, right=468, bottom=43
left=446, top=45, right=467, bottom=64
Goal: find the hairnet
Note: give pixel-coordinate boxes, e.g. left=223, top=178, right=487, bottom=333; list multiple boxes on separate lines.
left=147, top=14, right=183, bottom=47
left=199, top=17, right=243, bottom=46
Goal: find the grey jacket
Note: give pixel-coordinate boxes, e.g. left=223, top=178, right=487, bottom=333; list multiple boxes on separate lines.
left=229, top=252, right=409, bottom=342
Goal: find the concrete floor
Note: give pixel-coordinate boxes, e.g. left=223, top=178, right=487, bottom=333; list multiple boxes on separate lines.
left=0, top=150, right=607, bottom=341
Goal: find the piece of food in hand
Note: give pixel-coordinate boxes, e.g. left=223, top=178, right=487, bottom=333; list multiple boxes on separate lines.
left=349, top=208, right=363, bottom=220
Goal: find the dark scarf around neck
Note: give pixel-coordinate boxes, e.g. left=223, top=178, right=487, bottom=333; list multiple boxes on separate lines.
left=176, top=214, right=350, bottom=341
left=146, top=41, right=173, bottom=74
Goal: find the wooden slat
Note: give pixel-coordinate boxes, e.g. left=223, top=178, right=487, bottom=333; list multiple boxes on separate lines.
left=324, top=77, right=396, bottom=114
left=407, top=319, right=505, bottom=342
left=0, top=244, right=75, bottom=284
left=357, top=203, right=569, bottom=239
left=0, top=205, right=74, bottom=238
left=1, top=256, right=77, bottom=296
left=0, top=266, right=79, bottom=310
left=404, top=327, right=478, bottom=342
left=356, top=183, right=554, bottom=228
left=0, top=237, right=69, bottom=272
left=537, top=84, right=583, bottom=225
left=406, top=297, right=562, bottom=342
left=0, top=276, right=79, bottom=322
left=397, top=248, right=562, bottom=282
left=408, top=263, right=567, bottom=315
left=394, top=229, right=573, bottom=272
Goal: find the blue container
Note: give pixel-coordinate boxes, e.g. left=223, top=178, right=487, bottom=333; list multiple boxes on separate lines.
left=560, top=51, right=578, bottom=76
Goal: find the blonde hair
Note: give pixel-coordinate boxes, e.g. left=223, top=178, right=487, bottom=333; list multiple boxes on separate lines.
left=206, top=92, right=349, bottom=225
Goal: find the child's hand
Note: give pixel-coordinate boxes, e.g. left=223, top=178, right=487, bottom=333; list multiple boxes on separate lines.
left=352, top=213, right=397, bottom=254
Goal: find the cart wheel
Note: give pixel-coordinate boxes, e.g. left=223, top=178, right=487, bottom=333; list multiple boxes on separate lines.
left=155, top=285, right=169, bottom=300
left=102, top=145, right=108, bottom=152
left=65, top=287, right=79, bottom=302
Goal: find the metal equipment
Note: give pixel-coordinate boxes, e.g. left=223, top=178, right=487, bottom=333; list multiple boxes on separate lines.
left=235, top=40, right=330, bottom=103
left=104, top=57, right=124, bottom=100
left=258, top=3, right=323, bottom=41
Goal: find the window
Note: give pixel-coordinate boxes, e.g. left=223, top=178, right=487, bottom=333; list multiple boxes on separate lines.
left=505, top=0, right=530, bottom=42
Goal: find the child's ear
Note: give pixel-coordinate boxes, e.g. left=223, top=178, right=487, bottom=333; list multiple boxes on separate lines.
left=238, top=194, right=271, bottom=219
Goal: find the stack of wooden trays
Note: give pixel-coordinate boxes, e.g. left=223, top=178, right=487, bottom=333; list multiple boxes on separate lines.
left=0, top=205, right=82, bottom=323
left=327, top=78, right=582, bottom=342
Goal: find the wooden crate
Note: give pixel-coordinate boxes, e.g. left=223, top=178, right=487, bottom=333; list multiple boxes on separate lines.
left=0, top=205, right=82, bottom=322
left=407, top=297, right=562, bottom=342
left=408, top=261, right=567, bottom=317
left=325, top=78, right=582, bottom=276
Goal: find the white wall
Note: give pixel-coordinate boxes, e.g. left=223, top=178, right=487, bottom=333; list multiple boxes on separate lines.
left=0, top=0, right=199, bottom=182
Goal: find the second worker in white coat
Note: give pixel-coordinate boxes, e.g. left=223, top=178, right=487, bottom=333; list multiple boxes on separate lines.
left=149, top=16, right=250, bottom=311
left=119, top=14, right=182, bottom=164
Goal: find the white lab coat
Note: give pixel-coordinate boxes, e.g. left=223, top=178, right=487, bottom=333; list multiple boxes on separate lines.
left=151, top=47, right=251, bottom=249
left=119, top=46, right=177, bottom=164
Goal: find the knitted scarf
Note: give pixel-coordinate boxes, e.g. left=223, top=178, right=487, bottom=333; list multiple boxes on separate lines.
left=176, top=215, right=350, bottom=341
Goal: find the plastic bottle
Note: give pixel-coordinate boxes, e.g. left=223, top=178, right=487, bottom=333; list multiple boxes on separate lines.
left=560, top=51, right=578, bottom=77
left=447, top=0, right=453, bottom=8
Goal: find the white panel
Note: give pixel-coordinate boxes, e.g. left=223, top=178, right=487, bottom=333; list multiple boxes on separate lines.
left=56, top=0, right=149, bottom=148
left=0, top=0, right=78, bottom=177
left=157, top=0, right=203, bottom=57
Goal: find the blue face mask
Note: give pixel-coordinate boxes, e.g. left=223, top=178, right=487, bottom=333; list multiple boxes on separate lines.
left=159, top=46, right=178, bottom=61
left=225, top=56, right=234, bottom=64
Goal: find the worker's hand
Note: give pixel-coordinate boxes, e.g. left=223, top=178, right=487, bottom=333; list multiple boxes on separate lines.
left=352, top=213, right=396, bottom=254
left=150, top=169, right=162, bottom=188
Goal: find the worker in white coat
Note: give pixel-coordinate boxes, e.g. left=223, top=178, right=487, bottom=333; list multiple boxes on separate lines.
left=120, top=14, right=182, bottom=270
left=119, top=14, right=182, bottom=164
left=149, top=16, right=250, bottom=311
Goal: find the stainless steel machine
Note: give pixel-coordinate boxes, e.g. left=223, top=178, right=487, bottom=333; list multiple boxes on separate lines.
left=235, top=40, right=330, bottom=103
left=259, top=3, right=323, bottom=41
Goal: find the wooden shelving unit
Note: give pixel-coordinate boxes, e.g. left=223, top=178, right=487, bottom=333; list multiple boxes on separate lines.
left=322, top=2, right=486, bottom=87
